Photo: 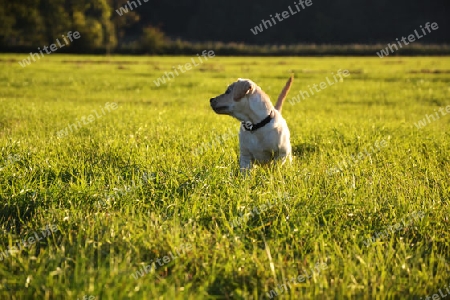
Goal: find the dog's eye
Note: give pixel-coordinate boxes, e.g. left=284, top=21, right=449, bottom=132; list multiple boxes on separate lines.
left=225, top=88, right=231, bottom=94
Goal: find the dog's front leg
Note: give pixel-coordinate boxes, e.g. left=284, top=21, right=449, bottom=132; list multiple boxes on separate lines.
left=239, top=131, right=252, bottom=173
left=239, top=153, right=252, bottom=172
left=277, top=152, right=292, bottom=165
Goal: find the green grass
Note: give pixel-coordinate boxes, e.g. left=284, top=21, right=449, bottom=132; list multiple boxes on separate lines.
left=0, top=54, right=449, bottom=299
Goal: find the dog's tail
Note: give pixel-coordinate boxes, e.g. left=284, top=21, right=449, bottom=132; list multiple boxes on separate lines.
left=275, top=74, right=294, bottom=113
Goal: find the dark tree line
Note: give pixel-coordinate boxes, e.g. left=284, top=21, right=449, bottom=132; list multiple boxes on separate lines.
left=151, top=0, right=448, bottom=44
left=0, top=0, right=448, bottom=53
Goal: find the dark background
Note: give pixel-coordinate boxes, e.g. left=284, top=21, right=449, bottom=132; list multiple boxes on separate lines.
left=146, top=0, right=449, bottom=44
left=0, top=0, right=448, bottom=54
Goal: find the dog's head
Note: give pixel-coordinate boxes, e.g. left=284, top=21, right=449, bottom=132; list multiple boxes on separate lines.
left=210, top=79, right=271, bottom=122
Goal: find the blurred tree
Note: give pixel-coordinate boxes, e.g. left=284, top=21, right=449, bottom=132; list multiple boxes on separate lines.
left=72, top=10, right=104, bottom=50
left=0, top=1, right=46, bottom=46
left=39, top=0, right=72, bottom=45
left=141, top=26, right=166, bottom=54
left=109, top=0, right=140, bottom=50
left=93, top=0, right=117, bottom=54
left=0, top=4, right=17, bottom=45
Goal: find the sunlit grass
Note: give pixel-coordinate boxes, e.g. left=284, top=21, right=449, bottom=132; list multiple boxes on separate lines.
left=0, top=54, right=449, bottom=299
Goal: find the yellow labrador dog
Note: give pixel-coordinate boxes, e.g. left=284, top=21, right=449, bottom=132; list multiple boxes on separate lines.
left=210, top=76, right=293, bottom=171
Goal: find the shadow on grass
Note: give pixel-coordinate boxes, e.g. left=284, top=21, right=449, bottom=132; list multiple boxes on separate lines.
left=0, top=197, right=37, bottom=234
left=292, top=143, right=318, bottom=157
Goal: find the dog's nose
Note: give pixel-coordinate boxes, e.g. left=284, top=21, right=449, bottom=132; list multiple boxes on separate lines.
left=210, top=98, right=214, bottom=103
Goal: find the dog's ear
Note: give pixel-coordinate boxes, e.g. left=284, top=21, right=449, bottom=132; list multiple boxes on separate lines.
left=233, top=79, right=254, bottom=101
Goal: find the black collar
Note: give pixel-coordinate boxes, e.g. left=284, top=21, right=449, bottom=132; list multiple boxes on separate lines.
left=241, top=111, right=274, bottom=132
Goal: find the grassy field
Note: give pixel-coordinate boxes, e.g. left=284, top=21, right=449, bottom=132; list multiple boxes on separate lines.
left=0, top=54, right=449, bottom=299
